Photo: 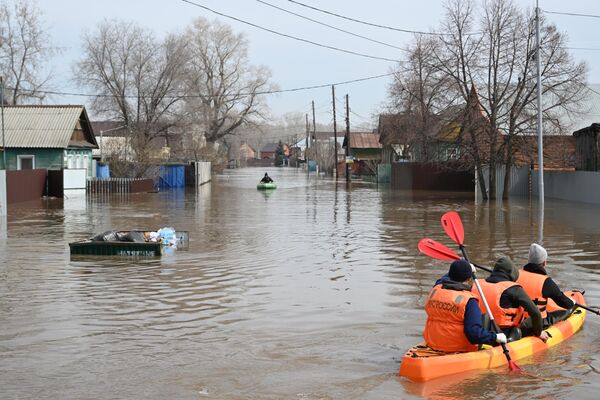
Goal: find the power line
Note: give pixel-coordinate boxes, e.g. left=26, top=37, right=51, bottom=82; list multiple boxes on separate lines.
left=254, top=0, right=405, bottom=51
left=565, top=47, right=600, bottom=51
left=544, top=10, right=600, bottom=19
left=179, top=0, right=398, bottom=62
left=285, top=0, right=462, bottom=36
left=6, top=72, right=395, bottom=99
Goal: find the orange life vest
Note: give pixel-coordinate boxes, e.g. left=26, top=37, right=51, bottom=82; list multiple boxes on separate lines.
left=423, top=284, right=478, bottom=352
left=516, top=269, right=549, bottom=319
left=472, top=279, right=525, bottom=327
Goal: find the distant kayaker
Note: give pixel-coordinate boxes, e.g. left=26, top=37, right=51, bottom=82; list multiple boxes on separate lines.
left=474, top=257, right=548, bottom=343
left=518, top=243, right=576, bottom=334
left=260, top=173, right=273, bottom=183
left=423, top=259, right=507, bottom=353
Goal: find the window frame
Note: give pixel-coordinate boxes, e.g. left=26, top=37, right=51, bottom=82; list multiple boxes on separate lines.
left=17, top=155, right=35, bottom=170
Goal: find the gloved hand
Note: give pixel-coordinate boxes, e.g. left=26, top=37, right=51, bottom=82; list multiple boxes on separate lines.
left=495, top=332, right=507, bottom=344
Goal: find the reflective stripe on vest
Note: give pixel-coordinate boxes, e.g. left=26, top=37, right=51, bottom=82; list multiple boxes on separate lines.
left=516, top=269, right=548, bottom=319
left=423, top=284, right=478, bottom=353
left=472, top=279, right=525, bottom=327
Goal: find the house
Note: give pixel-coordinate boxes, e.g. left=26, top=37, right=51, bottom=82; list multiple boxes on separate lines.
left=510, top=134, right=576, bottom=170
left=342, top=132, right=382, bottom=176
left=377, top=113, right=417, bottom=163
left=260, top=142, right=289, bottom=159
left=239, top=143, right=256, bottom=160
left=90, top=121, right=131, bottom=162
left=0, top=105, right=98, bottom=177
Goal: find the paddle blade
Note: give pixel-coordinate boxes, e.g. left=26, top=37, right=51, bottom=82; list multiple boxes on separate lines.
left=441, top=211, right=465, bottom=245
left=418, top=238, right=461, bottom=261
left=508, top=360, right=522, bottom=372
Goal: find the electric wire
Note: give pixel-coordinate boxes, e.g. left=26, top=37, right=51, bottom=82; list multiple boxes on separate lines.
left=254, top=0, right=404, bottom=51
left=544, top=10, right=600, bottom=19
left=285, top=0, right=475, bottom=36
left=179, top=0, right=398, bottom=62
left=5, top=73, right=395, bottom=99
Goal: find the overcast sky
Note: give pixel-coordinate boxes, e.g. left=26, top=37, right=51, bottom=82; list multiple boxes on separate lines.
left=37, top=0, right=600, bottom=128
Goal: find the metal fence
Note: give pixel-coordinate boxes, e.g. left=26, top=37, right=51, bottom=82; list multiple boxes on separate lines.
left=87, top=177, right=154, bottom=194
left=477, top=165, right=530, bottom=201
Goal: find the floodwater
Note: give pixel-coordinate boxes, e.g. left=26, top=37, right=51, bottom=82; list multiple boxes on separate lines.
left=1, top=167, right=599, bottom=399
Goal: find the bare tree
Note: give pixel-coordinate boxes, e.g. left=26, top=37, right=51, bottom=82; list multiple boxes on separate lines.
left=498, top=6, right=586, bottom=199
left=0, top=0, right=57, bottom=104
left=388, top=35, right=459, bottom=160
left=74, top=19, right=188, bottom=162
left=422, top=0, right=586, bottom=199
left=182, top=18, right=275, bottom=147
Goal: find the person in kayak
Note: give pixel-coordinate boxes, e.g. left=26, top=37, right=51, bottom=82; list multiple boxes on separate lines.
left=424, top=259, right=507, bottom=353
left=474, top=257, right=548, bottom=343
left=518, top=243, right=575, bottom=334
left=260, top=173, right=274, bottom=183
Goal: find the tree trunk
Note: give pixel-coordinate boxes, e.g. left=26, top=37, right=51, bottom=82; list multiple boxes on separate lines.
left=502, top=136, right=514, bottom=200
left=477, top=161, right=488, bottom=200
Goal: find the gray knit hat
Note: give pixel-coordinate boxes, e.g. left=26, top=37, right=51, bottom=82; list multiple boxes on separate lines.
left=528, top=243, right=547, bottom=265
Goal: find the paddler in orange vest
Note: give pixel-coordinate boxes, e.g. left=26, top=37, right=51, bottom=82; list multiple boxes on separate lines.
left=474, top=256, right=548, bottom=342
left=424, top=260, right=507, bottom=352
left=518, top=243, right=576, bottom=335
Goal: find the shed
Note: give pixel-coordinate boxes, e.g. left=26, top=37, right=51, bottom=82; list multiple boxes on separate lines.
left=159, top=164, right=185, bottom=188
left=342, top=132, right=382, bottom=176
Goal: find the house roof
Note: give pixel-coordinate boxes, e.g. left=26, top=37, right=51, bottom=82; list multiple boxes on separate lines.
left=344, top=132, right=382, bottom=149
left=240, top=143, right=256, bottom=152
left=511, top=134, right=576, bottom=169
left=260, top=142, right=289, bottom=152
left=90, top=121, right=129, bottom=137
left=2, top=105, right=98, bottom=149
left=260, top=143, right=279, bottom=153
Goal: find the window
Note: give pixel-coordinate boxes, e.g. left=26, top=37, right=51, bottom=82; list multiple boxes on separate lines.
left=446, top=147, right=459, bottom=160
left=17, top=155, right=35, bottom=170
left=83, top=155, right=89, bottom=175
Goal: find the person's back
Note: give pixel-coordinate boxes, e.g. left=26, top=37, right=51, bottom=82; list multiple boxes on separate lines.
left=260, top=173, right=273, bottom=183
left=474, top=257, right=546, bottom=342
left=424, top=260, right=503, bottom=352
left=518, top=243, right=574, bottom=329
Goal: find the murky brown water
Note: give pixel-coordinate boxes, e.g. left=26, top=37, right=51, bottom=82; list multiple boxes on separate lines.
left=1, top=167, right=599, bottom=399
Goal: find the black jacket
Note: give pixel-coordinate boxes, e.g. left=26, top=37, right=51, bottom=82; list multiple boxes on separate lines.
left=486, top=271, right=543, bottom=336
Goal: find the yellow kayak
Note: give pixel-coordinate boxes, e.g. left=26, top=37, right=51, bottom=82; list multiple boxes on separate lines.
left=399, top=291, right=586, bottom=381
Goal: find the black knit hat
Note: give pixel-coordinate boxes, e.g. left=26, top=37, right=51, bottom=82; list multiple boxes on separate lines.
left=449, top=259, right=473, bottom=282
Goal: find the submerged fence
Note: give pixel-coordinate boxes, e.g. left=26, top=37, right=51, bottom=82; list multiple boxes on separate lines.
left=87, top=178, right=154, bottom=194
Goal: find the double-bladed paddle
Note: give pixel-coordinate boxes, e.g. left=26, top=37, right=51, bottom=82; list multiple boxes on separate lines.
left=418, top=238, right=492, bottom=273
left=441, top=211, right=523, bottom=372
left=419, top=238, right=600, bottom=317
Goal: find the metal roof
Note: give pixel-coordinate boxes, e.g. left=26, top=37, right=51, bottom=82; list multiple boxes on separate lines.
left=348, top=132, right=382, bottom=149
left=1, top=105, right=89, bottom=148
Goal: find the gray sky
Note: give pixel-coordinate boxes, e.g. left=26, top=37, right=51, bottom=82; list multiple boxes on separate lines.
left=38, top=0, right=600, bottom=128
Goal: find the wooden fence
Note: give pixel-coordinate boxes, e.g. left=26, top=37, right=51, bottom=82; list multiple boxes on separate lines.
left=87, top=178, right=154, bottom=194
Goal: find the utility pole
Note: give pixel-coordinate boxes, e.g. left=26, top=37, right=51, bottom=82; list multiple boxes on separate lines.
left=345, top=94, right=351, bottom=183
left=312, top=100, right=317, bottom=174
left=332, top=85, right=338, bottom=179
left=536, top=0, right=544, bottom=243
left=305, top=113, right=310, bottom=174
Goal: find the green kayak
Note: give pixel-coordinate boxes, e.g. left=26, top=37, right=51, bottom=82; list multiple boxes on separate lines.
left=257, top=182, right=277, bottom=190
